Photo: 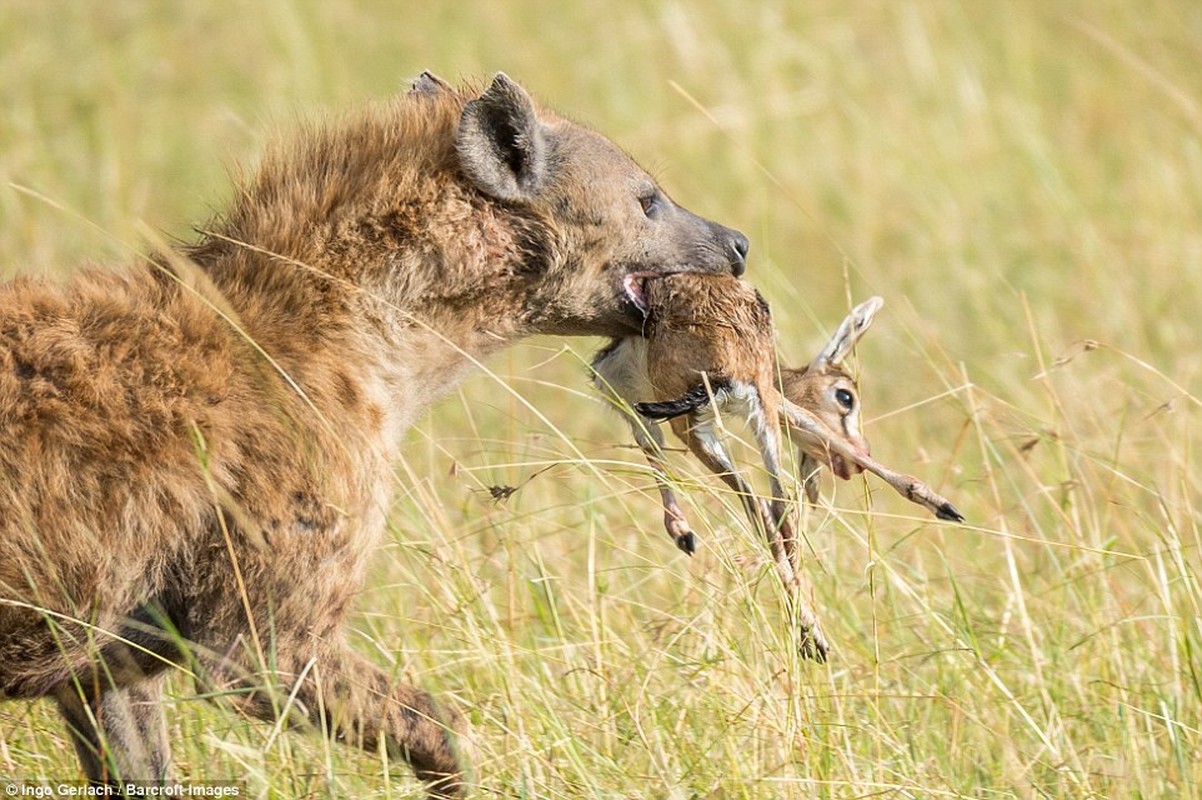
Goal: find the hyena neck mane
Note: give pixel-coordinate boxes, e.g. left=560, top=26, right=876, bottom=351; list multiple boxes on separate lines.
left=182, top=91, right=559, bottom=426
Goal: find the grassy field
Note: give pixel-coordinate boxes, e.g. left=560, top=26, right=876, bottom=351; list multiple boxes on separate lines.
left=2, top=1, right=1200, bottom=797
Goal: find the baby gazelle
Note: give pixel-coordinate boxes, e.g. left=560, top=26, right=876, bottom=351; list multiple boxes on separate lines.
left=593, top=276, right=880, bottom=559
left=593, top=273, right=832, bottom=657
left=592, top=274, right=964, bottom=660
left=594, top=274, right=962, bottom=541
left=593, top=276, right=791, bottom=558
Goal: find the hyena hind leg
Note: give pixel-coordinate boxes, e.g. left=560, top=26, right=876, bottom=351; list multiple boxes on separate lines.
left=209, top=641, right=467, bottom=798
left=56, top=674, right=173, bottom=785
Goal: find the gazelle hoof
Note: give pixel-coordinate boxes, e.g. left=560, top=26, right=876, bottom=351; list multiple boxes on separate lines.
left=936, top=502, right=965, bottom=523
left=675, top=531, right=697, bottom=555
left=799, top=628, right=830, bottom=662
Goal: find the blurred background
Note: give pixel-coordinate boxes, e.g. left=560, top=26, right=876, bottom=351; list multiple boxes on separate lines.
left=1, top=1, right=1199, bottom=797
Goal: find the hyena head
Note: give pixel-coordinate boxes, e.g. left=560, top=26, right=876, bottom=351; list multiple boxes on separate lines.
left=450, top=72, right=750, bottom=337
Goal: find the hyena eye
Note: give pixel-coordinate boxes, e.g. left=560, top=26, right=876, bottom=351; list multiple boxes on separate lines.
left=638, top=190, right=661, bottom=219
left=835, top=388, right=855, bottom=412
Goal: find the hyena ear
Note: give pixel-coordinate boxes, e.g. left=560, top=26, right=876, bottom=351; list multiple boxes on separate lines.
left=408, top=70, right=454, bottom=97
left=810, top=296, right=884, bottom=369
left=456, top=72, right=548, bottom=201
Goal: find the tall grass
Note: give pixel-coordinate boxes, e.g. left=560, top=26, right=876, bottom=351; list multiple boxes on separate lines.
left=2, top=0, right=1199, bottom=797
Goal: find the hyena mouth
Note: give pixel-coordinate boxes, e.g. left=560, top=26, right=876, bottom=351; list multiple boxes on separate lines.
left=621, top=270, right=681, bottom=317
left=622, top=273, right=651, bottom=316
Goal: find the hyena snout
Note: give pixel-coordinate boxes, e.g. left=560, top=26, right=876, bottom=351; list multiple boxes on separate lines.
left=723, top=225, right=750, bottom=276
left=687, top=213, right=749, bottom=277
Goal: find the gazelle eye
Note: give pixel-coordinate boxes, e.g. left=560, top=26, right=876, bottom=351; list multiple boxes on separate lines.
left=835, top=388, right=855, bottom=411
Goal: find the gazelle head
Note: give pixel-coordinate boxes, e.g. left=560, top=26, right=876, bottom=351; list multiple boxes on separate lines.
left=779, top=296, right=883, bottom=495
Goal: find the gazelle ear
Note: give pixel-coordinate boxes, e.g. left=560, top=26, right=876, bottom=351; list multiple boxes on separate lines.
left=810, top=296, right=884, bottom=370
left=456, top=73, right=548, bottom=201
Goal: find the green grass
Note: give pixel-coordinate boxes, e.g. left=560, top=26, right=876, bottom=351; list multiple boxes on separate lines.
left=2, top=0, right=1200, bottom=797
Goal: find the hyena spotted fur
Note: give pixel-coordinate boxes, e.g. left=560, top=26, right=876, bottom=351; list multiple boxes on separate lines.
left=0, top=72, right=749, bottom=796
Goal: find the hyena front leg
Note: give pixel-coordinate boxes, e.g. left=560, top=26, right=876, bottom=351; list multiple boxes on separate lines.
left=56, top=674, right=173, bottom=785
left=211, top=640, right=466, bottom=798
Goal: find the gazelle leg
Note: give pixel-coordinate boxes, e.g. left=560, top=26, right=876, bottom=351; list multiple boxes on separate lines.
left=596, top=357, right=701, bottom=552
left=746, top=406, right=798, bottom=575
left=797, top=452, right=822, bottom=505
left=592, top=345, right=699, bottom=555
left=635, top=382, right=787, bottom=564
left=746, top=408, right=829, bottom=662
left=629, top=414, right=698, bottom=555
left=676, top=419, right=772, bottom=544
left=781, top=399, right=964, bottom=522
left=680, top=423, right=829, bottom=660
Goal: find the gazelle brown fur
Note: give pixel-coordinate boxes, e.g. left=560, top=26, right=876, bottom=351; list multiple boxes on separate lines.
left=592, top=277, right=882, bottom=557
left=592, top=274, right=963, bottom=660
left=593, top=273, right=830, bottom=658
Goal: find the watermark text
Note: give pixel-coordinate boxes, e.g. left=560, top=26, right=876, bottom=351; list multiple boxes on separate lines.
left=4, top=784, right=241, bottom=799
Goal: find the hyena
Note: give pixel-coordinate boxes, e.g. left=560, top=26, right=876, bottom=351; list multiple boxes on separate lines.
left=593, top=274, right=963, bottom=659
left=0, top=72, right=749, bottom=796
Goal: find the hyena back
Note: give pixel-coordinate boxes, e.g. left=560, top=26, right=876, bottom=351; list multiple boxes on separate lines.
left=0, top=72, right=748, bottom=796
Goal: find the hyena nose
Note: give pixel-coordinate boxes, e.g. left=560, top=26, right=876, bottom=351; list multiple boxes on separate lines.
left=728, top=231, right=750, bottom=276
